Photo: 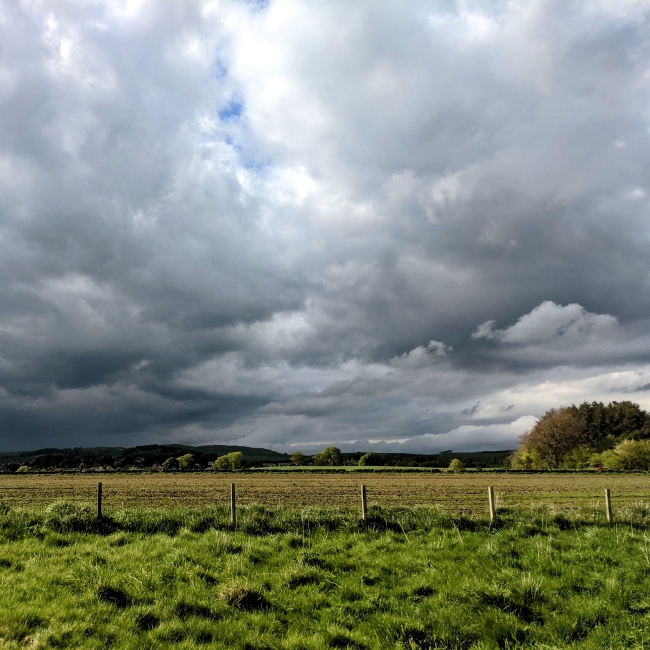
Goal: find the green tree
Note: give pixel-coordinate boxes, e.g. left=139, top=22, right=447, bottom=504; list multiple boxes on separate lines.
left=358, top=452, right=379, bottom=466
left=574, top=400, right=650, bottom=448
left=16, top=465, right=30, bottom=473
left=448, top=458, right=464, bottom=473
left=561, top=446, right=592, bottom=470
left=290, top=451, right=307, bottom=466
left=599, top=439, right=650, bottom=470
left=213, top=452, right=245, bottom=471
left=519, top=407, right=583, bottom=469
left=313, top=446, right=343, bottom=466
left=598, top=449, right=624, bottom=470
left=177, top=453, right=195, bottom=471
left=162, top=457, right=179, bottom=471
left=509, top=448, right=543, bottom=470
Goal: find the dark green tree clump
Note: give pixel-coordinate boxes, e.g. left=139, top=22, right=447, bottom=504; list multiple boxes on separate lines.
left=289, top=451, right=307, bottom=466
left=213, top=452, right=245, bottom=471
left=313, top=447, right=343, bottom=466
left=358, top=452, right=380, bottom=466
left=511, top=401, right=650, bottom=470
left=161, top=457, right=180, bottom=472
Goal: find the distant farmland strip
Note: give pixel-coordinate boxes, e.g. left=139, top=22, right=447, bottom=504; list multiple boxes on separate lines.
left=2, top=472, right=650, bottom=514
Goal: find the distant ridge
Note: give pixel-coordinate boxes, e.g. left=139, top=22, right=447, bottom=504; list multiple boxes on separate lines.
left=0, top=443, right=290, bottom=469
left=0, top=445, right=514, bottom=471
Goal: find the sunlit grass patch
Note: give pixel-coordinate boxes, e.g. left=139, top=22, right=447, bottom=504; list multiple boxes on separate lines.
left=0, top=505, right=650, bottom=647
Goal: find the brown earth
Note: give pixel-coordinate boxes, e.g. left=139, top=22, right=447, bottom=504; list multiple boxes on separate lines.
left=1, top=472, right=650, bottom=515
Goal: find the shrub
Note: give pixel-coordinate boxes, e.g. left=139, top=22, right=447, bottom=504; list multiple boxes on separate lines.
left=313, top=446, right=343, bottom=466
left=176, top=454, right=194, bottom=471
left=162, top=457, right=180, bottom=471
left=290, top=451, right=307, bottom=466
left=448, top=458, right=464, bottom=473
left=16, top=466, right=30, bottom=473
left=596, top=439, right=650, bottom=470
left=561, top=446, right=593, bottom=469
left=213, top=452, right=244, bottom=471
left=358, top=452, right=379, bottom=467
left=510, top=448, right=544, bottom=470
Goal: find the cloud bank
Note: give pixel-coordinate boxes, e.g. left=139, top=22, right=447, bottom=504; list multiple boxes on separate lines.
left=0, top=0, right=650, bottom=452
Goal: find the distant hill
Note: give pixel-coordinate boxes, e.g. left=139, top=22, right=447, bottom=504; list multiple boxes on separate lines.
left=0, top=444, right=513, bottom=472
left=0, top=443, right=290, bottom=471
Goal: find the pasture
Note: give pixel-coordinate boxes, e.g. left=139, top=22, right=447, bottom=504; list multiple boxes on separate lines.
left=2, top=473, right=650, bottom=648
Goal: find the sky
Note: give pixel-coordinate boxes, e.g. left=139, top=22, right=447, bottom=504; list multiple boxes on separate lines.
left=1, top=0, right=650, bottom=453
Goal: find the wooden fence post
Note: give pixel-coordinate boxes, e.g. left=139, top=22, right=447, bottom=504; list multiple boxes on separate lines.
left=361, top=484, right=367, bottom=521
left=605, top=488, right=612, bottom=525
left=230, top=482, right=236, bottom=527
left=97, top=482, right=102, bottom=519
left=488, top=486, right=496, bottom=523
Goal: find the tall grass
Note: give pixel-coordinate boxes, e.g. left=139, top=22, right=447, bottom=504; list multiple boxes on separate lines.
left=3, top=497, right=650, bottom=540
left=2, top=500, right=650, bottom=648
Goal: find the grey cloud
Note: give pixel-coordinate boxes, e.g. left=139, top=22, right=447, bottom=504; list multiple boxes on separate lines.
left=0, top=1, right=650, bottom=451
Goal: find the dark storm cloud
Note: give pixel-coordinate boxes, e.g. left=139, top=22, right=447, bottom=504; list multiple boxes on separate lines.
left=0, top=0, right=650, bottom=452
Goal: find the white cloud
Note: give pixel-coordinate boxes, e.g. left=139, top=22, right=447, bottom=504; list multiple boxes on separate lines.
left=472, top=301, right=618, bottom=344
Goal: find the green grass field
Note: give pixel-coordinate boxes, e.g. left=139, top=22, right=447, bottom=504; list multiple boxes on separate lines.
left=2, top=473, right=650, bottom=648
left=2, top=498, right=650, bottom=649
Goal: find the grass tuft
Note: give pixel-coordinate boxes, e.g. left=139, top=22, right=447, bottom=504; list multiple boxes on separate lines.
left=219, top=581, right=270, bottom=611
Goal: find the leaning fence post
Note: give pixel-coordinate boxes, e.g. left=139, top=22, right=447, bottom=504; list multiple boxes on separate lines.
left=605, top=488, right=612, bottom=525
left=230, top=482, right=236, bottom=527
left=361, top=484, right=367, bottom=521
left=97, top=482, right=103, bottom=519
left=488, top=486, right=496, bottom=523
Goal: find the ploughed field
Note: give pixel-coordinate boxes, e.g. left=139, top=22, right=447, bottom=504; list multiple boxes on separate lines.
left=1, top=471, right=650, bottom=515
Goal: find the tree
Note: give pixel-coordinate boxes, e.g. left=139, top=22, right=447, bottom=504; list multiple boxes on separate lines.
left=290, top=451, right=307, bottom=466
left=519, top=407, right=583, bottom=469
left=448, top=458, right=464, bottom=473
left=162, top=457, right=179, bottom=471
left=509, top=448, right=543, bottom=470
left=358, top=452, right=380, bottom=467
left=16, top=465, right=30, bottom=473
left=213, top=452, right=245, bottom=471
left=560, top=446, right=592, bottom=470
left=177, top=454, right=195, bottom=471
left=313, top=446, right=343, bottom=466
left=598, top=439, right=650, bottom=470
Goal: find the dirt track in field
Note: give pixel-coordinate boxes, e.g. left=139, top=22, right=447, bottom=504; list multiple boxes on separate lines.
left=1, top=472, right=650, bottom=514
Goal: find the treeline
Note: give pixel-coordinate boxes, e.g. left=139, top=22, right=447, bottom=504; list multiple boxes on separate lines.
left=289, top=448, right=510, bottom=469
left=0, top=444, right=289, bottom=473
left=511, top=401, right=650, bottom=470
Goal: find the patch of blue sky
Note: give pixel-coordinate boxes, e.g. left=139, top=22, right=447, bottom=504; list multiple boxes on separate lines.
left=212, top=59, right=228, bottom=79
left=224, top=136, right=243, bottom=153
left=238, top=0, right=270, bottom=13
left=243, top=159, right=271, bottom=173
left=218, top=98, right=244, bottom=122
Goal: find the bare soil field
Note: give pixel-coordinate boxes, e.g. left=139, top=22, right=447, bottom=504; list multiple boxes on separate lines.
left=1, top=471, right=650, bottom=514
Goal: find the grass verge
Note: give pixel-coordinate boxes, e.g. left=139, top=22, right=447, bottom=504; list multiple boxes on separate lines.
left=2, top=501, right=650, bottom=648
